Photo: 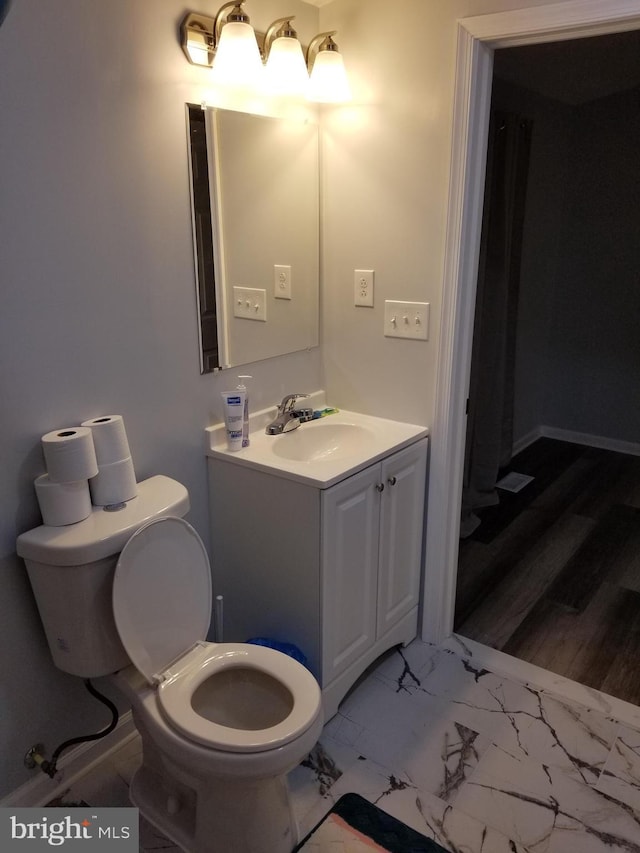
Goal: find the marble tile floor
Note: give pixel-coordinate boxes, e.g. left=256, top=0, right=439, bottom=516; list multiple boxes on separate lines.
left=53, top=639, right=640, bottom=852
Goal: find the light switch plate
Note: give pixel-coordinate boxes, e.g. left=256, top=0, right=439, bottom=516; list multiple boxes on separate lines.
left=233, top=286, right=267, bottom=322
left=354, top=269, right=374, bottom=307
left=274, top=265, right=292, bottom=300
left=384, top=300, right=429, bottom=340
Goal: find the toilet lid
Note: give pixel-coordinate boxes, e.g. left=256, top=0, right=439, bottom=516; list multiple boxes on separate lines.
left=113, top=517, right=212, bottom=684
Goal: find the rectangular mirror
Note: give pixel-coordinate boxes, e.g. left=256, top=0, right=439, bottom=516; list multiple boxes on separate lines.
left=187, top=106, right=320, bottom=372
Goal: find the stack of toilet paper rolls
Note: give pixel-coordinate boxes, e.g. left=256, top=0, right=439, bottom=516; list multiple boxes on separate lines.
left=37, top=427, right=98, bottom=526
left=81, top=416, right=137, bottom=507
left=36, top=415, right=137, bottom=526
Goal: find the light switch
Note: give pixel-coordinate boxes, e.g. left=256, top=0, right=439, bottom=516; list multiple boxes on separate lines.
left=233, top=286, right=267, bottom=322
left=384, top=300, right=429, bottom=340
left=354, top=269, right=374, bottom=307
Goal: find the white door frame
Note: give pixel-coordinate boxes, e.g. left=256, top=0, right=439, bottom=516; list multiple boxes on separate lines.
left=421, top=0, right=640, bottom=645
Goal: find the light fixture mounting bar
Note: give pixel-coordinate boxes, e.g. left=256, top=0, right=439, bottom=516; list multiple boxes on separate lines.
left=181, top=12, right=216, bottom=66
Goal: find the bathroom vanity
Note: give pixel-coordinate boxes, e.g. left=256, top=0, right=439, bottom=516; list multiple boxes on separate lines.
left=206, top=407, right=428, bottom=719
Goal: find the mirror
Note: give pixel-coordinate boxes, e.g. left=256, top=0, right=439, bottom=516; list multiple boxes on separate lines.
left=187, top=106, right=319, bottom=372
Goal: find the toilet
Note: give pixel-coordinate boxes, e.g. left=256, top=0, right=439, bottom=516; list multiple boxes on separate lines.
left=16, top=475, right=323, bottom=853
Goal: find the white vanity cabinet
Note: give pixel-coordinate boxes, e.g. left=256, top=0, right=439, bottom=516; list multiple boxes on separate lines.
left=321, top=440, right=428, bottom=690
left=207, top=436, right=428, bottom=719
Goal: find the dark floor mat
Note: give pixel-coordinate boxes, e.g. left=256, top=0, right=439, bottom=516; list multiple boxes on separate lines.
left=294, top=793, right=449, bottom=852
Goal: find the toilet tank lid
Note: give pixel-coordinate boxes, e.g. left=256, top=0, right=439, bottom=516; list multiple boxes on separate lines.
left=16, top=476, right=190, bottom=566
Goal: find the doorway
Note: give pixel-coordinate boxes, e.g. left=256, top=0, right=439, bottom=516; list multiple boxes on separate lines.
left=453, top=30, right=640, bottom=704
left=422, top=1, right=640, bottom=686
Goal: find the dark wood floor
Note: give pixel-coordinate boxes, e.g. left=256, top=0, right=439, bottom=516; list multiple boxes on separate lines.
left=455, top=437, right=640, bottom=706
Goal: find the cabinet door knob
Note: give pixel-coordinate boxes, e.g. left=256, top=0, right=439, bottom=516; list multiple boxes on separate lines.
left=376, top=482, right=385, bottom=492
left=388, top=476, right=397, bottom=486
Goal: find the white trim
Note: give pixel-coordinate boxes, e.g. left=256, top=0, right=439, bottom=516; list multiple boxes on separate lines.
left=512, top=425, right=640, bottom=458
left=462, top=0, right=640, bottom=46
left=1, top=713, right=137, bottom=808
left=420, top=26, right=493, bottom=644
left=539, top=425, right=640, bottom=457
left=422, top=0, right=640, bottom=646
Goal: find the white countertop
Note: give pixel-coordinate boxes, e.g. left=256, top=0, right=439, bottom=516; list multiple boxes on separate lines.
left=205, top=402, right=428, bottom=489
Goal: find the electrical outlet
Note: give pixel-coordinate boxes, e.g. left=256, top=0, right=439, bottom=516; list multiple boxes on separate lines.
left=384, top=300, right=429, bottom=340
left=274, top=264, right=292, bottom=300
left=233, top=286, right=267, bottom=322
left=354, top=269, right=374, bottom=307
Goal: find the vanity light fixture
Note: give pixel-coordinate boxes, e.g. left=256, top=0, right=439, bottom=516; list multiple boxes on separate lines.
left=306, top=31, right=351, bottom=103
left=180, top=6, right=351, bottom=103
left=263, top=17, right=309, bottom=98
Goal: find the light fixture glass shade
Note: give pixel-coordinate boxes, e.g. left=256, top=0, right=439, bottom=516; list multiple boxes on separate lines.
left=307, top=50, right=351, bottom=103
left=212, top=20, right=263, bottom=90
left=265, top=37, right=309, bottom=98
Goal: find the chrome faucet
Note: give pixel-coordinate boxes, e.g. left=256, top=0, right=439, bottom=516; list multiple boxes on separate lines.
left=265, top=393, right=310, bottom=435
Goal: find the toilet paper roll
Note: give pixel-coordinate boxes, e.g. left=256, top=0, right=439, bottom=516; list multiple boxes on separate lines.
left=89, top=456, right=137, bottom=506
left=81, top=415, right=132, bottom=465
left=41, top=427, right=99, bottom=484
left=34, top=474, right=92, bottom=526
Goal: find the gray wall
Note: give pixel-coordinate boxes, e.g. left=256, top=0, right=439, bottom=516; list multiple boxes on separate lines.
left=0, top=0, right=321, bottom=797
left=493, top=79, right=640, bottom=447
left=543, top=85, right=640, bottom=440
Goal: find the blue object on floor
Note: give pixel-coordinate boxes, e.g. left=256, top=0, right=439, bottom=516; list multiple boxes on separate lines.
left=246, top=637, right=308, bottom=667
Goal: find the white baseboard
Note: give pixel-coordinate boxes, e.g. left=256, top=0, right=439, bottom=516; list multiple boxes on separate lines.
left=512, top=425, right=640, bottom=458
left=539, top=425, right=640, bottom=457
left=1, top=712, right=137, bottom=808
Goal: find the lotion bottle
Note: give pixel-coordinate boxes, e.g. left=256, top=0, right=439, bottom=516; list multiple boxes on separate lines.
left=220, top=391, right=244, bottom=451
left=237, top=375, right=252, bottom=447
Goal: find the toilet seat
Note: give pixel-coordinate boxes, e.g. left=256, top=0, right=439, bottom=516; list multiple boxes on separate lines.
left=113, top=516, right=211, bottom=684
left=157, top=642, right=321, bottom=753
left=113, top=517, right=321, bottom=754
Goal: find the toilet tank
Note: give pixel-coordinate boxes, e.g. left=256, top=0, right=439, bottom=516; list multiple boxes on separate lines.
left=16, top=475, right=189, bottom=678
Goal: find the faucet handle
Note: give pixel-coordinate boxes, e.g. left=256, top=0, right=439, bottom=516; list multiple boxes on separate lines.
left=279, top=393, right=309, bottom=413
left=293, top=407, right=314, bottom=423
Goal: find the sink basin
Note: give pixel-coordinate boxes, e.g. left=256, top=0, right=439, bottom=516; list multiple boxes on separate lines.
left=271, top=422, right=376, bottom=462
left=206, top=405, right=428, bottom=489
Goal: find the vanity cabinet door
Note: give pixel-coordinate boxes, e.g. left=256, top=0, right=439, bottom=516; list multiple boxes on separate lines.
left=321, top=464, right=379, bottom=686
left=377, top=439, right=428, bottom=637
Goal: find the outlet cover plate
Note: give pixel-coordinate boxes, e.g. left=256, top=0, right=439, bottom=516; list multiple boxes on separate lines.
left=274, top=265, right=292, bottom=300
left=354, top=269, right=374, bottom=307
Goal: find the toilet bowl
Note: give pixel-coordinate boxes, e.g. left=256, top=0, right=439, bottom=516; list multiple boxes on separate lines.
left=114, top=657, right=323, bottom=853
left=17, top=476, right=323, bottom=853
left=113, top=646, right=323, bottom=853
left=113, top=514, right=323, bottom=852
left=156, top=642, right=321, bottom=754
left=114, top=651, right=324, bottom=781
